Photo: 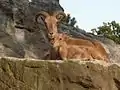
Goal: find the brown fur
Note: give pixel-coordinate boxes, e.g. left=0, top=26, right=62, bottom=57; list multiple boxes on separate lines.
left=58, top=33, right=95, bottom=47
left=61, top=33, right=109, bottom=61
left=52, top=33, right=109, bottom=62
left=35, top=11, right=66, bottom=39
left=35, top=11, right=66, bottom=60
left=35, top=11, right=109, bottom=62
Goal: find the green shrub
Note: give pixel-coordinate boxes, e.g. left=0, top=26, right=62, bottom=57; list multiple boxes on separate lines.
left=91, top=21, right=120, bottom=44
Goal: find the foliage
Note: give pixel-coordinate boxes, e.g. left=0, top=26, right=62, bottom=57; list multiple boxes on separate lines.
left=65, top=14, right=71, bottom=24
left=91, top=21, right=120, bottom=44
left=64, top=14, right=77, bottom=27
left=70, top=17, right=77, bottom=27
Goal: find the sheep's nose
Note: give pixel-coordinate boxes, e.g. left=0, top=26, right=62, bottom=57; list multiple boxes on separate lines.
left=50, top=32, right=53, bottom=35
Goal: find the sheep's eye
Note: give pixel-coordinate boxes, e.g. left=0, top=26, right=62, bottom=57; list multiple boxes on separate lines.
left=56, top=22, right=59, bottom=25
left=59, top=38, right=62, bottom=40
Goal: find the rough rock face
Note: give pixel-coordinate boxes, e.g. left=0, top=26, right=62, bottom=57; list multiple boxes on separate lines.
left=0, top=0, right=63, bottom=59
left=1, top=0, right=120, bottom=90
left=0, top=0, right=120, bottom=62
left=0, top=57, right=120, bottom=90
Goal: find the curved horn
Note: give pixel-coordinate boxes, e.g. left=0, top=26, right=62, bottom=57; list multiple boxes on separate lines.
left=53, top=11, right=66, bottom=22
left=35, top=11, right=49, bottom=23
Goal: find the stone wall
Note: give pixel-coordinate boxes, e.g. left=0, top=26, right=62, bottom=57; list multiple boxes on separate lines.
left=0, top=57, right=120, bottom=90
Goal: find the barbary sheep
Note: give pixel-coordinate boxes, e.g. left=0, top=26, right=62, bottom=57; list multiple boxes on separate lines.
left=35, top=11, right=109, bottom=62
left=51, top=33, right=109, bottom=62
left=35, top=11, right=66, bottom=40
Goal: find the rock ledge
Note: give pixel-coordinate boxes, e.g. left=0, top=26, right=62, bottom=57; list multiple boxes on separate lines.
left=0, top=57, right=120, bottom=90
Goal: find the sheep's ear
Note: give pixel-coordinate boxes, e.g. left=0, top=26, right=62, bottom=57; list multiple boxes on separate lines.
left=35, top=11, right=49, bottom=23
left=62, top=33, right=68, bottom=39
left=35, top=15, right=45, bottom=23
left=53, top=11, right=66, bottom=22
left=56, top=14, right=66, bottom=22
left=63, top=32, right=68, bottom=34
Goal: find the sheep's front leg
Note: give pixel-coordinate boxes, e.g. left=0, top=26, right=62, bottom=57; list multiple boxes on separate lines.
left=59, top=47, right=68, bottom=61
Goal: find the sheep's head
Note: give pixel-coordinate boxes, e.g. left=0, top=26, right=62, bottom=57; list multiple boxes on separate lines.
left=51, top=33, right=66, bottom=48
left=35, top=11, right=66, bottom=39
